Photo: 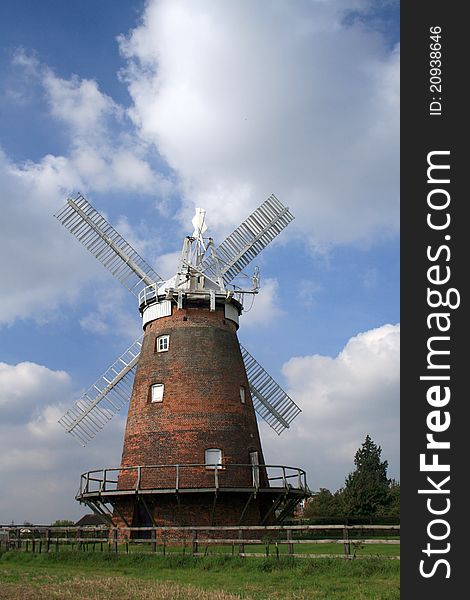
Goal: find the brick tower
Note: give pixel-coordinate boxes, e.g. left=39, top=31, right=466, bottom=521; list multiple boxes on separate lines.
left=116, top=292, right=272, bottom=527
left=57, top=194, right=309, bottom=530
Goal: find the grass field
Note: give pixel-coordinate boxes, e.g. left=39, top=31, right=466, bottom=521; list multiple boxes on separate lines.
left=0, top=551, right=400, bottom=600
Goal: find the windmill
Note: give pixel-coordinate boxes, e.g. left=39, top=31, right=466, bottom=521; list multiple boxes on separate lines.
left=56, top=193, right=309, bottom=530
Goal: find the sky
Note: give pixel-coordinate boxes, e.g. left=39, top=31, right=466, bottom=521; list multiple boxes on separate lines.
left=0, top=0, right=399, bottom=525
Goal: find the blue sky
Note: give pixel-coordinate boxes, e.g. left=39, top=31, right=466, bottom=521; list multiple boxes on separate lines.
left=0, top=0, right=399, bottom=524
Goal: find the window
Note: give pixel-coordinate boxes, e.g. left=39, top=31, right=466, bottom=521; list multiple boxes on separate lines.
left=150, top=383, right=164, bottom=403
left=156, top=335, right=169, bottom=352
left=205, top=448, right=222, bottom=469
left=239, top=385, right=246, bottom=404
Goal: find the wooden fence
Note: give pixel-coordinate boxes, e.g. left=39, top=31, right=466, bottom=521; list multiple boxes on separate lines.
left=0, top=524, right=400, bottom=559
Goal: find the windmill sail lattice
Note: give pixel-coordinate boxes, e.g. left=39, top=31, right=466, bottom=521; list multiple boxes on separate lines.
left=58, top=337, right=143, bottom=446
left=201, top=194, right=294, bottom=284
left=240, top=344, right=301, bottom=435
left=55, top=193, right=162, bottom=296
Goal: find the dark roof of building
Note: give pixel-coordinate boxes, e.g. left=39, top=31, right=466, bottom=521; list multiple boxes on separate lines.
left=74, top=514, right=108, bottom=527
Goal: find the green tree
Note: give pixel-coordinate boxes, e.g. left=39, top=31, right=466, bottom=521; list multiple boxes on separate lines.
left=377, top=479, right=400, bottom=519
left=303, top=488, right=347, bottom=519
left=51, top=519, right=75, bottom=527
left=342, top=435, right=390, bottom=517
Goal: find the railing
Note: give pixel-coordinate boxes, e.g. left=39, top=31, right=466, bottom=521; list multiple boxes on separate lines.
left=0, top=524, right=400, bottom=559
left=137, top=282, right=244, bottom=308
left=138, top=282, right=159, bottom=307
left=77, top=464, right=308, bottom=497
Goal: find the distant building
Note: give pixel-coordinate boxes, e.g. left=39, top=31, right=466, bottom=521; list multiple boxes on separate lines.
left=74, top=514, right=108, bottom=527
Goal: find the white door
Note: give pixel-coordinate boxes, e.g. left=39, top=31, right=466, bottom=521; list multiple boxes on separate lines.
left=250, top=451, right=260, bottom=488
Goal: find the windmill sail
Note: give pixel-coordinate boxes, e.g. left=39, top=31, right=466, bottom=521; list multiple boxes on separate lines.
left=240, top=344, right=301, bottom=435
left=55, top=193, right=162, bottom=296
left=201, top=195, right=294, bottom=284
left=58, top=337, right=143, bottom=446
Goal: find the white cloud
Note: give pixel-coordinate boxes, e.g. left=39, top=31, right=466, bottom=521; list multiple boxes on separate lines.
left=241, top=278, right=284, bottom=328
left=0, top=360, right=125, bottom=524
left=43, top=72, right=122, bottom=138
left=0, top=149, right=100, bottom=326
left=1, top=2, right=398, bottom=327
left=297, top=279, right=323, bottom=308
left=79, top=287, right=141, bottom=340
left=10, top=49, right=171, bottom=195
left=120, top=0, right=399, bottom=247
left=0, top=361, right=71, bottom=424
left=41, top=66, right=166, bottom=194
left=0, top=62, right=171, bottom=326
left=154, top=250, right=181, bottom=280
left=260, top=323, right=400, bottom=491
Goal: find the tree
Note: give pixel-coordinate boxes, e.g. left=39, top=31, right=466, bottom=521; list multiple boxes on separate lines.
left=342, top=435, right=391, bottom=517
left=51, top=519, right=75, bottom=527
left=304, top=488, right=346, bottom=519
left=378, top=479, right=400, bottom=519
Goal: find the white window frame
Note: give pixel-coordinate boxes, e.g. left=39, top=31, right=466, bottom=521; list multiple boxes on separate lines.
left=156, top=335, right=170, bottom=352
left=205, top=448, right=223, bottom=470
left=150, top=383, right=164, bottom=403
left=239, top=385, right=246, bottom=404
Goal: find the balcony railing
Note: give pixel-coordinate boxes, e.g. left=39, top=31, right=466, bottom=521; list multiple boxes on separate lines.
left=77, top=463, right=308, bottom=498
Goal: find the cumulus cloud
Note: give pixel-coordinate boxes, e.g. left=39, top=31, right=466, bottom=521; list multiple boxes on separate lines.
left=0, top=48, right=179, bottom=327
left=241, top=278, right=284, bottom=328
left=79, top=287, right=141, bottom=339
left=260, top=323, right=400, bottom=491
left=120, top=0, right=399, bottom=246
left=0, top=361, right=72, bottom=424
left=0, top=360, right=125, bottom=524
left=1, top=1, right=399, bottom=327
left=39, top=57, right=168, bottom=194
left=44, top=71, right=122, bottom=138
left=0, top=148, right=97, bottom=326
left=0, top=146, right=169, bottom=327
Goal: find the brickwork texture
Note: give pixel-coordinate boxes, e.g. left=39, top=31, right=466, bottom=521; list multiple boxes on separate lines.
left=114, top=302, right=272, bottom=526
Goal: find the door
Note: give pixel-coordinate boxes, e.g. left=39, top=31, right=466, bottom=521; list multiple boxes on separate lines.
left=250, top=451, right=260, bottom=488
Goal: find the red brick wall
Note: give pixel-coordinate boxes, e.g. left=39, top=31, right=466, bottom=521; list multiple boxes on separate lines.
left=112, top=492, right=274, bottom=532
left=118, top=302, right=268, bottom=501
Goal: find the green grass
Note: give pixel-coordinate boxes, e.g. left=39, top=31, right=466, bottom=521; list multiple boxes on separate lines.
left=0, top=550, right=400, bottom=599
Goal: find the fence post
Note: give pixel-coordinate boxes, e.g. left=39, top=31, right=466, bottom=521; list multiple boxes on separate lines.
left=192, top=530, right=198, bottom=555
left=287, top=529, right=293, bottom=555
left=113, top=527, right=118, bottom=553
left=46, top=529, right=51, bottom=553
left=151, top=528, right=157, bottom=553
left=343, top=526, right=350, bottom=558
left=238, top=529, right=245, bottom=557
